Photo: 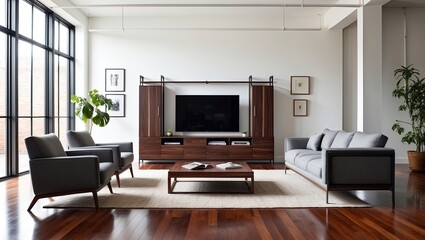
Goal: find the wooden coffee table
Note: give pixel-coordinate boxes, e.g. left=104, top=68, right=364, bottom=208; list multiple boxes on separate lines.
left=168, top=162, right=254, bottom=194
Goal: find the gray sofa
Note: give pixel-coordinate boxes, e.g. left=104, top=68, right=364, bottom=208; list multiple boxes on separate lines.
left=284, top=129, right=395, bottom=206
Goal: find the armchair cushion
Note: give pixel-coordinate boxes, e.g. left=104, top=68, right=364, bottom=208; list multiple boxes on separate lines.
left=67, top=130, right=96, bottom=147
left=121, top=152, right=134, bottom=168
left=25, top=133, right=66, bottom=159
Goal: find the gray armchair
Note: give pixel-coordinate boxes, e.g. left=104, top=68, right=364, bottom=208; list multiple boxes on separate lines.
left=25, top=133, right=116, bottom=211
left=66, top=130, right=134, bottom=187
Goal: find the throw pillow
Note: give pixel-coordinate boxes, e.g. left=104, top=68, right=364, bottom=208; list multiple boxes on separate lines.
left=330, top=131, right=355, bottom=148
left=348, top=132, right=382, bottom=148
left=306, top=133, right=324, bottom=151
left=321, top=129, right=339, bottom=149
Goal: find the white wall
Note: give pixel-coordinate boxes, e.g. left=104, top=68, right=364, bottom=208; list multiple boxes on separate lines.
left=86, top=19, right=343, bottom=162
left=382, top=7, right=425, bottom=163
left=343, top=21, right=357, bottom=132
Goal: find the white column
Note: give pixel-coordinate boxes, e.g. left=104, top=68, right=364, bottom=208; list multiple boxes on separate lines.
left=357, top=5, right=383, bottom=133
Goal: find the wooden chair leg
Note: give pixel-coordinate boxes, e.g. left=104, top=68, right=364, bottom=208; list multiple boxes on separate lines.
left=115, top=173, right=121, bottom=188
left=92, top=191, right=99, bottom=208
left=27, top=196, right=41, bottom=211
left=107, top=182, right=113, bottom=194
left=129, top=166, right=134, bottom=178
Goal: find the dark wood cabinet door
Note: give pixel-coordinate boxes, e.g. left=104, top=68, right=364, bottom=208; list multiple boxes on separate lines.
left=139, top=86, right=162, bottom=137
left=250, top=86, right=274, bottom=137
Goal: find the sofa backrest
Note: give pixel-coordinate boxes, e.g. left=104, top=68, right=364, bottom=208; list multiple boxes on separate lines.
left=320, top=129, right=388, bottom=149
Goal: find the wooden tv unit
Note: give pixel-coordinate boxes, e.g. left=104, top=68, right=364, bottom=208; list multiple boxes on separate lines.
left=139, top=76, right=274, bottom=163
left=139, top=136, right=274, bottom=163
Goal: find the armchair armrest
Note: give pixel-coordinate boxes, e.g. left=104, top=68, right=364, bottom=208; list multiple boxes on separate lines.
left=284, top=137, right=309, bottom=152
left=66, top=147, right=116, bottom=164
left=323, top=148, right=395, bottom=187
left=96, top=142, right=133, bottom=152
left=29, top=156, right=100, bottom=195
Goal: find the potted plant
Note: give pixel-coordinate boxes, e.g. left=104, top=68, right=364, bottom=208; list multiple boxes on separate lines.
left=391, top=65, right=425, bottom=171
left=166, top=129, right=173, bottom=136
left=71, top=89, right=113, bottom=134
left=242, top=131, right=248, bottom=137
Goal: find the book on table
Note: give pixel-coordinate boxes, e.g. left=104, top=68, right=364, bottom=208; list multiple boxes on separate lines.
left=182, top=162, right=213, bottom=170
left=216, top=162, right=242, bottom=169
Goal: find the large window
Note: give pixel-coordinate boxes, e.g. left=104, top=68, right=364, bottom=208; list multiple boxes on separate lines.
left=0, top=0, right=75, bottom=177
left=0, top=32, right=6, bottom=178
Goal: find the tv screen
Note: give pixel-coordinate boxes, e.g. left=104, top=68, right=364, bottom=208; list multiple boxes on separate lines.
left=175, top=95, right=239, bottom=132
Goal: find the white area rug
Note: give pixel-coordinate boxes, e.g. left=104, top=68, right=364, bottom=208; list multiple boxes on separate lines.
left=44, top=170, right=369, bottom=209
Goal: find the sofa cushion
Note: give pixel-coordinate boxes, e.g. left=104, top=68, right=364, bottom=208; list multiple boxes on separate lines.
left=306, top=133, right=324, bottom=151
left=321, top=129, right=339, bottom=149
left=294, top=154, right=322, bottom=171
left=285, top=149, right=318, bottom=165
left=307, top=159, right=322, bottom=178
left=330, top=131, right=355, bottom=148
left=348, top=132, right=382, bottom=148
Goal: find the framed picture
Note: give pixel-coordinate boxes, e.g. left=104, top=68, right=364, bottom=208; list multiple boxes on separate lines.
left=105, top=68, right=125, bottom=92
left=291, top=76, right=310, bottom=95
left=293, top=99, right=308, bottom=116
left=106, top=94, right=125, bottom=117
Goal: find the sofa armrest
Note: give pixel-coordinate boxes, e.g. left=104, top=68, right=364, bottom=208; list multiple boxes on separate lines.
left=97, top=142, right=133, bottom=152
left=29, top=156, right=100, bottom=195
left=284, top=137, right=309, bottom=152
left=322, top=148, right=395, bottom=187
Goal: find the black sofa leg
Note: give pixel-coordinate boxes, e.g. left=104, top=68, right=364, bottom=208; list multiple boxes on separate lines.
left=326, top=190, right=329, bottom=204
left=392, top=189, right=395, bottom=208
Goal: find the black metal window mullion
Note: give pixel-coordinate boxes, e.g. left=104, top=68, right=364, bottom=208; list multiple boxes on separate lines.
left=46, top=12, right=54, bottom=134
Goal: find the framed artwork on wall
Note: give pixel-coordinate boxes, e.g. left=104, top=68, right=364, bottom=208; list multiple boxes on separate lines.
left=290, top=76, right=310, bottom=95
left=105, top=68, right=125, bottom=92
left=293, top=99, right=308, bottom=116
left=106, top=94, right=125, bottom=117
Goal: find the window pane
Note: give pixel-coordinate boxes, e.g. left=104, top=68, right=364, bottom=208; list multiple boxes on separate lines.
left=0, top=118, right=6, bottom=178
left=0, top=0, right=5, bottom=27
left=19, top=0, right=32, bottom=38
left=59, top=117, right=68, bottom=147
left=18, top=40, right=31, bottom=116
left=54, top=20, right=59, bottom=50
left=33, top=7, right=46, bottom=44
left=33, top=46, right=45, bottom=116
left=0, top=33, right=5, bottom=116
left=59, top=56, right=68, bottom=116
left=18, top=118, right=30, bottom=173
left=59, top=23, right=69, bottom=54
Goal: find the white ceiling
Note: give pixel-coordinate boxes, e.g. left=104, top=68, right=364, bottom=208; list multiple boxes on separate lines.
left=58, top=0, right=425, bottom=18
left=385, top=0, right=425, bottom=7
left=63, top=0, right=358, bottom=18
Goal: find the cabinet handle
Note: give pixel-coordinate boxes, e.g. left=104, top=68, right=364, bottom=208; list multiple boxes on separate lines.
left=157, top=106, right=160, bottom=116
left=253, top=106, right=256, bottom=117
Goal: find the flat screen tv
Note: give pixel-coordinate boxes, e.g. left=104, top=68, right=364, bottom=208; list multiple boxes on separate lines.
left=175, top=95, right=239, bottom=132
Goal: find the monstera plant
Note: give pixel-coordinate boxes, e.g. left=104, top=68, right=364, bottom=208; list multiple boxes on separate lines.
left=71, top=89, right=113, bottom=134
left=392, top=65, right=425, bottom=171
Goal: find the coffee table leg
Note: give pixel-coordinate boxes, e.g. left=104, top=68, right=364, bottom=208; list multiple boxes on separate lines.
left=168, top=175, right=171, bottom=193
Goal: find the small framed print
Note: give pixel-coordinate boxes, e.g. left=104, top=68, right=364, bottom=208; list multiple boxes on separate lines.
left=291, top=76, right=310, bottom=95
left=106, top=94, right=125, bottom=117
left=293, top=99, right=308, bottom=117
left=105, top=68, right=125, bottom=92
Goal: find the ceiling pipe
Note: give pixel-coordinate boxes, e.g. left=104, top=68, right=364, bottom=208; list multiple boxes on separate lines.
left=52, top=3, right=362, bottom=9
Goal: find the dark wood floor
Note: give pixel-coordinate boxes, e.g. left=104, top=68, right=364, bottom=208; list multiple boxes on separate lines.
left=1, top=163, right=425, bottom=239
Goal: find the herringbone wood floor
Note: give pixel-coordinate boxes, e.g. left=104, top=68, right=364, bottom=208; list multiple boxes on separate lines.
left=1, top=163, right=425, bottom=239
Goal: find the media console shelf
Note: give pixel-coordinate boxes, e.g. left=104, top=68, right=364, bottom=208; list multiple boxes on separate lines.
left=139, top=76, right=274, bottom=164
